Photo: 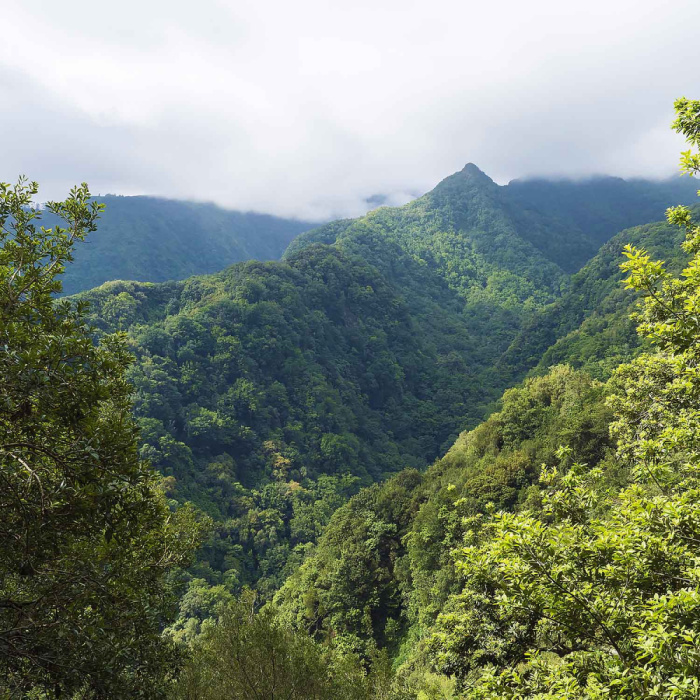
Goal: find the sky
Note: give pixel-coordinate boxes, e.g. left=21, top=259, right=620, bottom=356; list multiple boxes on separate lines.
left=1, top=0, right=699, bottom=221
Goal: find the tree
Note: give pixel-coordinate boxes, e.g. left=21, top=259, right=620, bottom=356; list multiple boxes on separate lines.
left=0, top=179, right=204, bottom=697
left=428, top=98, right=700, bottom=698
left=171, top=589, right=413, bottom=700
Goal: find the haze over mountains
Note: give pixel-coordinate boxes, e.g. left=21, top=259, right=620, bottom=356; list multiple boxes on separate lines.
left=57, top=195, right=314, bottom=295
left=59, top=165, right=699, bottom=297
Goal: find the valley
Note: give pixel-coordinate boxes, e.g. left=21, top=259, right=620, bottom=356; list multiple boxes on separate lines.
left=5, top=147, right=700, bottom=697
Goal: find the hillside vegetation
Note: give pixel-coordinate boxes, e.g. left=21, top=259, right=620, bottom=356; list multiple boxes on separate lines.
left=74, top=164, right=700, bottom=600
left=273, top=365, right=613, bottom=662
left=499, top=214, right=693, bottom=382
left=7, top=97, right=700, bottom=697
left=288, top=165, right=697, bottom=382
left=55, top=195, right=314, bottom=294
left=271, top=175, right=700, bottom=695
left=80, top=243, right=481, bottom=594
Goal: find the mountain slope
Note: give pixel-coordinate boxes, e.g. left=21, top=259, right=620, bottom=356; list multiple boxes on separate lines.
left=77, top=166, right=581, bottom=594
left=273, top=199, right=700, bottom=696
left=274, top=366, right=612, bottom=660
left=287, top=164, right=568, bottom=307
left=289, top=165, right=698, bottom=279
left=79, top=243, right=483, bottom=593
left=74, top=166, right=698, bottom=597
left=286, top=165, right=571, bottom=383
left=56, top=195, right=314, bottom=294
left=499, top=212, right=694, bottom=381
left=285, top=166, right=697, bottom=400
left=501, top=174, right=698, bottom=271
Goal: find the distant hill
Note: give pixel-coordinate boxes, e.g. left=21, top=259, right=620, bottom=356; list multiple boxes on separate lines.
left=501, top=174, right=699, bottom=271
left=286, top=165, right=570, bottom=374
left=56, top=195, right=314, bottom=295
left=290, top=164, right=699, bottom=276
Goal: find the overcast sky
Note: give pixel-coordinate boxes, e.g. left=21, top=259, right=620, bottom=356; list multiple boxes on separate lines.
left=1, top=0, right=698, bottom=220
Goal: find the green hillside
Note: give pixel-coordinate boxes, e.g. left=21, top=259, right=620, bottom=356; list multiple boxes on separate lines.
left=268, top=177, right=700, bottom=696
left=287, top=166, right=698, bottom=386
left=287, top=165, right=568, bottom=386
left=290, top=165, right=698, bottom=277
left=501, top=173, right=698, bottom=270
left=499, top=212, right=696, bottom=382
left=287, top=164, right=569, bottom=310
left=55, top=195, right=314, bottom=294
left=79, top=242, right=485, bottom=594
left=71, top=167, right=700, bottom=601
left=273, top=365, right=613, bottom=661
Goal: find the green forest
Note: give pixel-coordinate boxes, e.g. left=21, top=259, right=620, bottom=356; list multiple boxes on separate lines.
left=52, top=196, right=313, bottom=295
left=4, top=98, right=700, bottom=698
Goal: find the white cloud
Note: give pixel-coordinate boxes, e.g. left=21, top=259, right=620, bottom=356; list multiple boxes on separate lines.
left=0, top=0, right=698, bottom=219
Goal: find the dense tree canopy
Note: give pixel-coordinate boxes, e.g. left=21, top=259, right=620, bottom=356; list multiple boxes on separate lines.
left=5, top=94, right=699, bottom=698
left=172, top=592, right=404, bottom=700
left=499, top=214, right=693, bottom=383
left=0, top=180, right=203, bottom=697
left=424, top=97, right=700, bottom=698
left=273, top=366, right=613, bottom=664
left=78, top=243, right=483, bottom=595
left=72, top=162, right=697, bottom=603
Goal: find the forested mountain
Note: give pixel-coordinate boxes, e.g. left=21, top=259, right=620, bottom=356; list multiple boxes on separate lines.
left=268, top=174, right=700, bottom=696
left=267, top=176, right=700, bottom=693
left=12, top=137, right=700, bottom=695
left=149, top=154, right=700, bottom=697
left=55, top=195, right=314, bottom=294
left=287, top=164, right=698, bottom=398
left=290, top=164, right=698, bottom=276
left=80, top=244, right=482, bottom=594
left=501, top=174, right=699, bottom=270
left=72, top=165, right=700, bottom=603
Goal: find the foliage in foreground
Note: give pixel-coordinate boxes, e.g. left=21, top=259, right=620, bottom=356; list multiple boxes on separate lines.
left=427, top=97, right=700, bottom=698
left=0, top=181, right=203, bottom=697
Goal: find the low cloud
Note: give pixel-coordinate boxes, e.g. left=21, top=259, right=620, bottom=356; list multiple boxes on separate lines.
left=1, top=0, right=698, bottom=220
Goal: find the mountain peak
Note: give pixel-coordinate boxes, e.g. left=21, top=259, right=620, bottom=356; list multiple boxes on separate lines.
left=429, top=163, right=496, bottom=200
left=461, top=162, right=488, bottom=177
left=450, top=162, right=495, bottom=186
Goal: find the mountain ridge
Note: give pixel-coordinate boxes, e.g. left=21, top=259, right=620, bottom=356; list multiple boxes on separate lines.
left=56, top=194, right=315, bottom=295
left=289, top=165, right=699, bottom=274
